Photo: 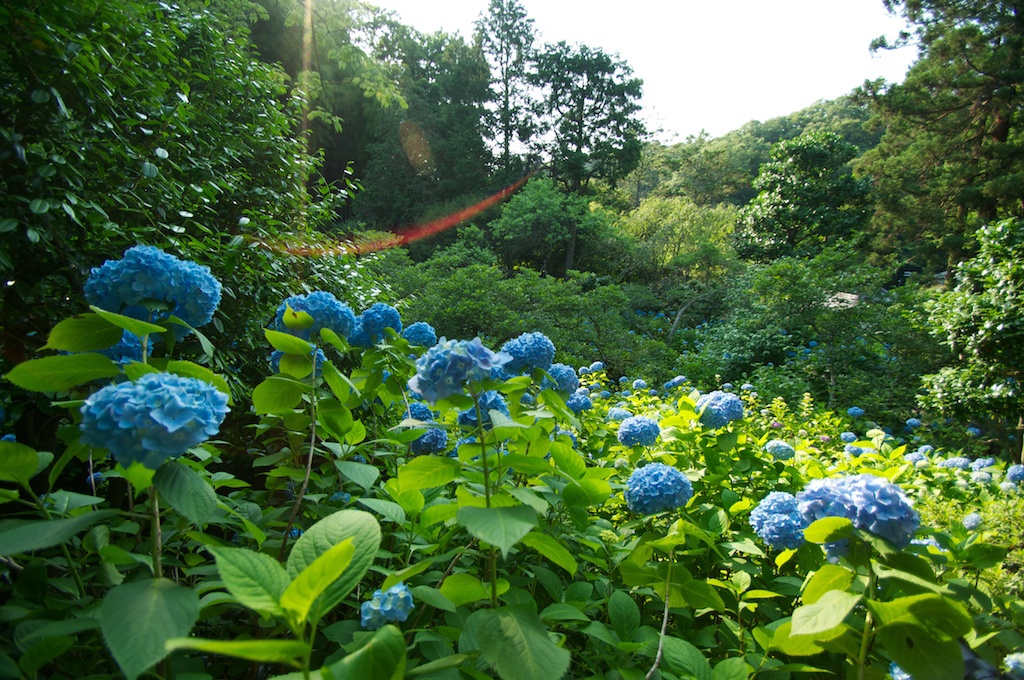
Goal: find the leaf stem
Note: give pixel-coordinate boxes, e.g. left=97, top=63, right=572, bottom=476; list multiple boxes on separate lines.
left=857, top=568, right=876, bottom=680
left=647, top=548, right=674, bottom=680
left=152, top=489, right=163, bottom=579
left=280, top=348, right=320, bottom=559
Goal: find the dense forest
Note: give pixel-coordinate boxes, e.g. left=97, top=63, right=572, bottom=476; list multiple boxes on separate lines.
left=1, top=0, right=1022, bottom=451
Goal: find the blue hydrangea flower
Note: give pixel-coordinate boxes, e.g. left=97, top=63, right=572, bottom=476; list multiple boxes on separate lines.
left=917, top=444, right=934, bottom=455
left=457, top=390, right=510, bottom=429
left=541, top=364, right=579, bottom=393
left=411, top=427, right=449, bottom=455
left=274, top=291, right=356, bottom=342
left=1, top=434, right=16, bottom=442
left=360, top=582, right=415, bottom=630
left=939, top=456, right=970, bottom=470
left=797, top=474, right=919, bottom=550
left=966, top=426, right=981, bottom=437
left=329, top=491, right=351, bottom=503
left=566, top=393, right=593, bottom=413
left=750, top=492, right=806, bottom=550
left=589, top=361, right=605, bottom=372
left=721, top=382, right=733, bottom=390
left=847, top=406, right=865, bottom=418
left=905, top=417, right=923, bottom=429
left=840, top=431, right=857, bottom=443
left=97, top=330, right=151, bottom=364
left=890, top=662, right=912, bottom=680
left=553, top=427, right=577, bottom=447
left=1007, top=464, right=1024, bottom=483
left=1004, top=652, right=1024, bottom=675
left=617, top=415, right=660, bottom=447
left=599, top=390, right=611, bottom=398
left=357, top=303, right=402, bottom=346
left=765, top=439, right=796, bottom=461
left=408, top=337, right=511, bottom=404
left=970, top=457, right=995, bottom=471
left=501, top=332, right=555, bottom=374
left=607, top=407, right=632, bottom=422
left=624, top=463, right=692, bottom=515
left=741, top=383, right=754, bottom=391
left=347, top=319, right=371, bottom=348
left=85, top=245, right=222, bottom=339
left=618, top=376, right=629, bottom=384
left=405, top=402, right=436, bottom=422
left=401, top=321, right=437, bottom=347
left=86, top=471, right=106, bottom=487
left=999, top=481, right=1017, bottom=493
left=578, top=366, right=591, bottom=375
left=79, top=372, right=230, bottom=469
left=963, top=512, right=983, bottom=530
left=664, top=375, right=687, bottom=390
left=695, top=391, right=744, bottom=429
left=904, top=451, right=927, bottom=465
left=845, top=444, right=864, bottom=457
left=632, top=379, right=647, bottom=390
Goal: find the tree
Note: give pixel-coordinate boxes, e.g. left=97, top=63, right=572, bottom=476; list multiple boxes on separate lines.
left=920, top=218, right=1024, bottom=452
left=857, top=0, right=1024, bottom=270
left=735, top=131, right=870, bottom=262
left=475, top=0, right=536, bottom=181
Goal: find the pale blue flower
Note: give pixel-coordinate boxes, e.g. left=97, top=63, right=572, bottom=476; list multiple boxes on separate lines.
left=361, top=583, right=415, bottom=630
left=274, top=291, right=356, bottom=342
left=607, top=407, right=632, bottom=422
left=501, top=332, right=555, bottom=373
left=617, top=415, right=660, bottom=447
left=840, top=431, right=857, bottom=443
left=971, top=457, right=995, bottom=471
left=695, top=391, right=744, bottom=429
left=566, top=393, right=593, bottom=413
left=797, top=474, right=919, bottom=551
left=889, top=662, right=911, bottom=680
left=589, top=361, right=605, bottom=372
left=750, top=492, right=806, bottom=550
left=847, top=406, right=865, bottom=418
left=541, top=364, right=579, bottom=393
left=939, top=457, right=970, bottom=470
left=401, top=321, right=437, bottom=347
left=411, top=427, right=448, bottom=455
left=1007, top=464, right=1024, bottom=483
left=632, top=379, right=647, bottom=390
left=966, top=426, right=981, bottom=437
left=1004, top=653, right=1024, bottom=675
left=963, top=512, right=983, bottom=530
left=356, top=303, right=402, bottom=346
left=405, top=403, right=436, bottom=422
left=457, top=390, right=510, bottom=429
left=663, top=375, right=687, bottom=390
left=408, top=338, right=511, bottom=404
left=96, top=330, right=151, bottom=364
left=625, top=463, right=692, bottom=515
left=765, top=439, right=796, bottom=461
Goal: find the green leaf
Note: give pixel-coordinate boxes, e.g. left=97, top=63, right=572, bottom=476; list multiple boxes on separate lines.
left=549, top=441, right=585, bottom=479
left=324, top=624, right=406, bottom=680
left=540, top=603, right=590, bottom=623
left=165, top=360, right=232, bottom=403
left=141, top=161, right=159, bottom=178
left=398, top=455, right=460, bottom=493
left=791, top=589, right=861, bottom=636
left=208, top=546, right=289, bottom=618
left=875, top=623, right=964, bottom=680
left=281, top=539, right=354, bottom=624
left=0, top=509, right=119, bottom=556
left=43, top=313, right=122, bottom=352
left=405, top=654, right=471, bottom=676
left=153, top=462, right=217, bottom=527
left=410, top=585, right=457, bottom=612
left=286, top=509, right=381, bottom=618
left=357, top=498, right=406, bottom=524
left=520, top=532, right=577, bottom=575
left=281, top=305, right=315, bottom=331
left=803, top=517, right=854, bottom=544
left=659, top=636, right=713, bottom=680
left=457, top=505, right=537, bottom=559
left=712, top=657, right=753, bottom=680
left=4, top=353, right=121, bottom=393
left=252, top=375, right=308, bottom=414
left=503, top=454, right=554, bottom=476
left=99, top=578, right=199, bottom=680
left=561, top=478, right=612, bottom=507
left=608, top=590, right=640, bottom=642
left=469, top=606, right=570, bottom=680
left=335, top=460, right=379, bottom=491
left=29, top=198, right=50, bottom=214
left=89, top=306, right=166, bottom=336
left=381, top=557, right=435, bottom=592
left=166, top=638, right=305, bottom=666
left=321, top=360, right=351, bottom=402
left=264, top=329, right=314, bottom=355
left=867, top=593, right=972, bottom=641
left=0, top=441, right=40, bottom=488
left=802, top=564, right=854, bottom=605
left=439, top=573, right=492, bottom=607
left=679, top=578, right=726, bottom=612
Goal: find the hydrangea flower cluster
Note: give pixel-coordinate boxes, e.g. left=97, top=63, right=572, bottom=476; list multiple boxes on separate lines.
left=79, top=372, right=230, bottom=469
left=624, top=463, right=692, bottom=515
left=97, top=330, right=151, bottom=365
left=966, top=426, right=982, bottom=437
left=971, top=457, right=995, bottom=471
left=411, top=427, right=448, bottom=455
left=1007, top=464, right=1024, bottom=484
left=663, top=375, right=687, bottom=390
left=405, top=403, right=436, bottom=421
left=845, top=444, right=864, bottom=457
left=1004, top=652, right=1024, bottom=675
left=797, top=474, right=920, bottom=551
left=695, top=391, right=744, bottom=429
left=939, top=456, right=971, bottom=470
left=566, top=393, right=593, bottom=413
left=840, top=431, right=857, bottom=443
left=963, top=512, right=983, bottom=530
left=606, top=407, right=632, bottom=422
left=632, top=379, right=647, bottom=390
left=408, top=338, right=511, bottom=404
left=847, top=406, right=865, bottom=418
left=352, top=303, right=403, bottom=347
left=360, top=583, right=415, bottom=630
left=501, top=332, right=555, bottom=374
left=274, top=291, right=356, bottom=342
left=889, top=662, right=912, bottom=680
left=749, top=492, right=806, bottom=550
left=401, top=321, right=437, bottom=348
left=588, top=361, right=604, bottom=372
left=457, top=390, right=510, bottom=429
left=617, top=415, right=660, bottom=447
left=85, top=245, right=222, bottom=338
left=541, top=364, right=579, bottom=393
left=764, top=439, right=796, bottom=461
left=904, top=451, right=927, bottom=465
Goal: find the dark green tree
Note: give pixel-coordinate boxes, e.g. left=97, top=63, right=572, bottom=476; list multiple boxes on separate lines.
left=858, top=0, right=1024, bottom=270
left=735, top=131, right=870, bottom=261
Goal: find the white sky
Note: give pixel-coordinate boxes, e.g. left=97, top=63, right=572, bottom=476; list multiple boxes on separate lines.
left=367, top=0, right=918, bottom=141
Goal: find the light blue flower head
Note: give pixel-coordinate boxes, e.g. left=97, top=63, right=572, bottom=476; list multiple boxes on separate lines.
left=847, top=406, right=865, bottom=418
left=541, top=363, right=579, bottom=393
left=501, top=332, right=555, bottom=374
left=1004, top=652, right=1024, bottom=675
left=401, top=321, right=437, bottom=348
left=410, top=427, right=448, bottom=455
left=1007, top=464, right=1024, bottom=483
left=664, top=375, right=687, bottom=390
left=624, top=463, right=692, bottom=515
left=404, top=402, right=436, bottom=422
left=695, top=390, right=744, bottom=429
left=85, top=245, right=222, bottom=339
left=970, top=457, right=995, bottom=471
left=408, top=337, right=511, bottom=404
left=457, top=390, right=510, bottom=429
left=840, top=431, right=857, bottom=443
left=617, top=415, right=660, bottom=447
left=357, top=302, right=403, bottom=345
left=274, top=291, right=356, bottom=342
left=750, top=491, right=806, bottom=550
left=797, top=474, right=919, bottom=551
left=606, top=407, right=632, bottom=422
left=939, top=456, right=970, bottom=470
left=361, top=582, right=415, bottom=630
left=79, top=372, right=229, bottom=469
left=589, top=361, right=605, bottom=372
left=566, top=393, right=593, bottom=413
left=97, top=330, right=151, bottom=365
left=632, top=378, right=647, bottom=390
left=765, top=439, right=796, bottom=461
left=963, top=512, right=983, bottom=530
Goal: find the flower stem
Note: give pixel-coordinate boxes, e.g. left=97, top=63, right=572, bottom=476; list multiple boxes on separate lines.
left=857, top=569, right=876, bottom=680
left=647, top=548, right=675, bottom=680
left=280, top=350, right=320, bottom=559
left=470, top=390, right=500, bottom=607
left=152, top=489, right=163, bottom=579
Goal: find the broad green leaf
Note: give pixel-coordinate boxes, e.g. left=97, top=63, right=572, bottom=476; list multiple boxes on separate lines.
left=357, top=498, right=406, bottom=524
left=410, top=585, right=457, bottom=612
left=0, top=441, right=39, bottom=488
left=99, top=578, right=199, bottom=680
left=469, top=606, right=570, bottom=680
left=281, top=305, right=315, bottom=331
left=281, top=539, right=354, bottom=624
left=679, top=578, right=726, bottom=612
left=608, top=590, right=640, bottom=642
left=712, top=657, right=753, bottom=680
left=520, top=532, right=577, bottom=575
left=549, top=441, right=585, bottom=479
left=208, top=546, right=289, bottom=618
left=89, top=306, right=166, bottom=336
left=540, top=603, right=590, bottom=623
left=791, top=589, right=861, bottom=636
left=503, top=454, right=554, bottom=476
left=264, top=328, right=314, bottom=355
left=457, top=505, right=537, bottom=559
left=286, top=510, right=381, bottom=618
left=561, top=478, right=612, bottom=507
left=166, top=638, right=305, bottom=666
left=875, top=623, right=963, bottom=680
left=381, top=557, right=435, bottom=591
left=324, top=624, right=405, bottom=680
left=43, top=313, right=122, bottom=351
left=153, top=462, right=217, bottom=527
left=279, top=354, right=313, bottom=379
left=419, top=502, right=458, bottom=528
left=335, top=460, right=379, bottom=491
left=398, top=455, right=460, bottom=493
left=405, top=654, right=471, bottom=676
left=0, top=509, right=119, bottom=556
left=4, top=353, right=121, bottom=393
left=769, top=620, right=835, bottom=656
left=321, top=360, right=351, bottom=402
left=660, top=636, right=713, bottom=680
left=803, top=517, right=854, bottom=544
left=867, top=593, right=971, bottom=641
left=438, top=573, right=509, bottom=606
left=252, top=375, right=307, bottom=414
left=802, top=564, right=854, bottom=605
left=319, top=402, right=353, bottom=441
left=165, top=360, right=232, bottom=403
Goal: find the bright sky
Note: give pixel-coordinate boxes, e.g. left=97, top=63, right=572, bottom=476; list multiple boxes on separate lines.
left=368, top=0, right=918, bottom=141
